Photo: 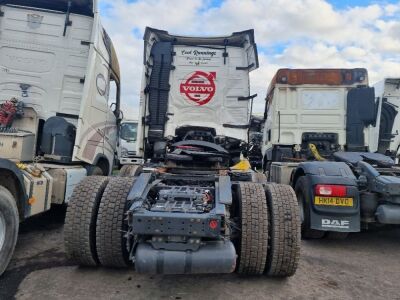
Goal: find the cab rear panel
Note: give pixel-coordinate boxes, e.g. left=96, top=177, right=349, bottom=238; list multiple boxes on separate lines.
left=137, top=28, right=259, bottom=159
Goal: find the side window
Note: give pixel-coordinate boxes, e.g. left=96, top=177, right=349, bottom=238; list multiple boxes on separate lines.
left=108, top=78, right=118, bottom=107
left=266, top=101, right=272, bottom=120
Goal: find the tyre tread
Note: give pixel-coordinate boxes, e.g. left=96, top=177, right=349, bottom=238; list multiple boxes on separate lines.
left=237, top=182, right=268, bottom=275
left=96, top=177, right=135, bottom=267
left=64, top=176, right=109, bottom=266
left=265, top=183, right=301, bottom=277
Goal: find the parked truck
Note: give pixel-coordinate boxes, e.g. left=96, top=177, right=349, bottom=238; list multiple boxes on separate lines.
left=64, top=27, right=301, bottom=276
left=263, top=68, right=400, bottom=239
left=0, top=0, right=121, bottom=275
left=118, top=120, right=143, bottom=168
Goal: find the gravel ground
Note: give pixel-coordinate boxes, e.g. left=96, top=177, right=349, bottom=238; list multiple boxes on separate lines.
left=0, top=206, right=399, bottom=300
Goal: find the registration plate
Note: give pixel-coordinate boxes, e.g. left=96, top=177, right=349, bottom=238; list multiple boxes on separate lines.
left=314, top=196, right=353, bottom=207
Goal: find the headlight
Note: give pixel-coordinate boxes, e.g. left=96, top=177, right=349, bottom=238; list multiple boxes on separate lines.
left=120, top=147, right=128, bottom=157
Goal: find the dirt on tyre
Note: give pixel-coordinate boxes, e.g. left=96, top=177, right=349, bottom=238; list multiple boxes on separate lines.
left=264, top=183, right=301, bottom=277
left=235, top=182, right=268, bottom=275
left=96, top=177, right=136, bottom=268
left=0, top=186, right=19, bottom=276
left=64, top=176, right=109, bottom=266
left=295, top=176, right=325, bottom=239
left=119, top=165, right=142, bottom=177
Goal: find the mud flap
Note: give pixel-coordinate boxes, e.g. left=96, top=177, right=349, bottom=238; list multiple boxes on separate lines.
left=309, top=187, right=360, bottom=233
left=309, top=185, right=360, bottom=232
left=310, top=211, right=360, bottom=232
left=298, top=161, right=362, bottom=233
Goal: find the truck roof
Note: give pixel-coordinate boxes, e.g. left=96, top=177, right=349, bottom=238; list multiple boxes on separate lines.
left=266, top=68, right=369, bottom=104
left=143, top=27, right=258, bottom=68
left=1, top=0, right=95, bottom=16
left=143, top=27, right=256, bottom=46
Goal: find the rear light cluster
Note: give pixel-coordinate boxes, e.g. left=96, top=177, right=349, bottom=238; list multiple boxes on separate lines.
left=314, top=184, right=347, bottom=197
left=275, top=68, right=367, bottom=85
left=208, top=219, right=219, bottom=230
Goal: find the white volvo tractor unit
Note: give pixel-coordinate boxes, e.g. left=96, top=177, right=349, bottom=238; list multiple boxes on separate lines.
left=0, top=0, right=121, bottom=276
left=264, top=68, right=400, bottom=239
left=64, top=28, right=301, bottom=277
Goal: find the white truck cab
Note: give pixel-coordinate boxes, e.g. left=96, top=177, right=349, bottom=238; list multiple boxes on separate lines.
left=262, top=68, right=374, bottom=168
left=0, top=0, right=121, bottom=276
left=118, top=120, right=143, bottom=166
left=137, top=27, right=259, bottom=164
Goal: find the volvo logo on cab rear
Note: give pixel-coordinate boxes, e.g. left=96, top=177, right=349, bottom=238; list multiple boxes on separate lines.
left=180, top=71, right=216, bottom=106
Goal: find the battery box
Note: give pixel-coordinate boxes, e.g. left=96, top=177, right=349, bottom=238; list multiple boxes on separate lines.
left=0, top=131, right=35, bottom=162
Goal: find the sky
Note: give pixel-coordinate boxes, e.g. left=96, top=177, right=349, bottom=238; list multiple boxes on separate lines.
left=98, top=0, right=400, bottom=118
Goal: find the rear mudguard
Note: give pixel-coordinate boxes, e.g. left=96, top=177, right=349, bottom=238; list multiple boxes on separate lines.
left=295, top=161, right=361, bottom=232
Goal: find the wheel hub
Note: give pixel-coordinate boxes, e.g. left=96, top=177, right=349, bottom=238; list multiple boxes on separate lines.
left=0, top=211, right=6, bottom=251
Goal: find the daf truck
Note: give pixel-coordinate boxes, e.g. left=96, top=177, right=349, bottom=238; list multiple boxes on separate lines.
left=263, top=68, right=400, bottom=239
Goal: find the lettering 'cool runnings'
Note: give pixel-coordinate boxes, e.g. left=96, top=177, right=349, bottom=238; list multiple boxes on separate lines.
left=180, top=71, right=216, bottom=106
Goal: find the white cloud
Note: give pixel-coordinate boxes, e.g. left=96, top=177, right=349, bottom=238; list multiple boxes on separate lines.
left=99, top=0, right=400, bottom=116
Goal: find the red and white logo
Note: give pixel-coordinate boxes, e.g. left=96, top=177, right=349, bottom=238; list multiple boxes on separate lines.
left=179, top=71, right=216, bottom=106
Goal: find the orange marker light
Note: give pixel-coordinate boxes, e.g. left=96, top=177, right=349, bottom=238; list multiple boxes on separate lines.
left=28, top=197, right=36, bottom=205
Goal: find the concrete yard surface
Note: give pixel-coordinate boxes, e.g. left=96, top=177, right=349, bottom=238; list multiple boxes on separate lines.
left=0, top=207, right=399, bottom=300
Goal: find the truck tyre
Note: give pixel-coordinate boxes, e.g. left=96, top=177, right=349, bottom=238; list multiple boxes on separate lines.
left=0, top=186, right=19, bottom=276
left=263, top=160, right=272, bottom=180
left=96, top=177, right=136, bottom=268
left=295, top=176, right=325, bottom=239
left=236, top=182, right=268, bottom=275
left=119, top=165, right=142, bottom=177
left=91, top=166, right=104, bottom=176
left=264, top=184, right=301, bottom=277
left=64, top=176, right=109, bottom=266
left=251, top=172, right=267, bottom=183
left=86, top=165, right=104, bottom=176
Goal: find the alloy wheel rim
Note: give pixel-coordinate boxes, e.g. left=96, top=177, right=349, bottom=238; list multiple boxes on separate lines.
left=0, top=211, right=5, bottom=251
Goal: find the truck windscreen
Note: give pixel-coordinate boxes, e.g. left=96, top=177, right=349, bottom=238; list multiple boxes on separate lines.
left=120, top=123, right=138, bottom=142
left=0, top=0, right=94, bottom=16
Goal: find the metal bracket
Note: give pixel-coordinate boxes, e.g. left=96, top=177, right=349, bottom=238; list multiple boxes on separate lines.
left=20, top=84, right=31, bottom=97
left=236, top=63, right=255, bottom=71
left=223, top=124, right=250, bottom=129
left=127, top=172, right=153, bottom=202
left=218, top=176, right=232, bottom=205
left=238, top=94, right=257, bottom=101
